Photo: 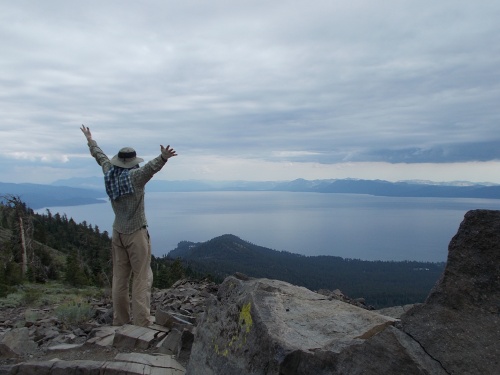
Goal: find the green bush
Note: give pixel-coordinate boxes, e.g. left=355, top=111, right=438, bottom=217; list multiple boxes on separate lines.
left=24, top=309, right=39, bottom=323
left=22, top=287, right=43, bottom=306
left=55, top=298, right=95, bottom=327
left=0, top=291, right=23, bottom=308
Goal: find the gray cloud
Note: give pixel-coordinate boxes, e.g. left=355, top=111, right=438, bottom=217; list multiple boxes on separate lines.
left=1, top=0, right=499, bottom=182
left=358, top=141, right=500, bottom=164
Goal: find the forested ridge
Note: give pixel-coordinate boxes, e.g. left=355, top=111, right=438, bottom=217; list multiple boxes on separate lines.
left=168, top=234, right=446, bottom=308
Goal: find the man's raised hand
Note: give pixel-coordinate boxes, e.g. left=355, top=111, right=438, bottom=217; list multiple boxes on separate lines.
left=80, top=125, right=92, bottom=141
left=161, top=145, right=177, bottom=160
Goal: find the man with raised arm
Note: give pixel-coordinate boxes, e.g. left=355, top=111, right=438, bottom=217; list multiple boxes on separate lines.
left=80, top=125, right=177, bottom=327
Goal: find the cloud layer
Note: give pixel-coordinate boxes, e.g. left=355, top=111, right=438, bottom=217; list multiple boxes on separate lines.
left=1, top=1, right=499, bottom=183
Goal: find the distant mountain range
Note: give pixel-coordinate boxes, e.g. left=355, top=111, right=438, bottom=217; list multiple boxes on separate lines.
left=1, top=177, right=499, bottom=209
left=167, top=234, right=445, bottom=308
left=271, top=178, right=500, bottom=198
left=0, top=182, right=106, bottom=210
left=52, top=176, right=500, bottom=197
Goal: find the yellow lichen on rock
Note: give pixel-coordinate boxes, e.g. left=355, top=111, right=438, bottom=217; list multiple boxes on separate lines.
left=213, top=302, right=254, bottom=357
left=239, top=302, right=253, bottom=333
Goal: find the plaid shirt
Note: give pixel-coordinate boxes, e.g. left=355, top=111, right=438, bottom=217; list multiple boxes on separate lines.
left=105, top=166, right=135, bottom=201
left=87, top=140, right=167, bottom=234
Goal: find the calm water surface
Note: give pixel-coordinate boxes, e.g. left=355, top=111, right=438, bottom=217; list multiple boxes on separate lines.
left=37, top=192, right=500, bottom=262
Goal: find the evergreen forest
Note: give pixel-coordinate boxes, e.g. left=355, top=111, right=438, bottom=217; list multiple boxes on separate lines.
left=0, top=196, right=190, bottom=297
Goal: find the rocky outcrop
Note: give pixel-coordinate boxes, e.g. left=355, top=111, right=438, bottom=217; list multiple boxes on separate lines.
left=186, top=275, right=445, bottom=375
left=401, top=209, right=500, bottom=375
left=187, top=209, right=500, bottom=374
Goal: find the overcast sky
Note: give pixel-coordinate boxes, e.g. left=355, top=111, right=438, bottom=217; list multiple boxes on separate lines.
left=1, top=0, right=499, bottom=184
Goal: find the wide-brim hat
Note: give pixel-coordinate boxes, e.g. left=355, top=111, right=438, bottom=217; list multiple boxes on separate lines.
left=110, top=147, right=144, bottom=168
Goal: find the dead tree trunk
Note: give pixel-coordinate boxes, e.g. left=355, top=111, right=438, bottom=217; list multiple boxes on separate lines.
left=2, top=195, right=31, bottom=279
left=18, top=216, right=27, bottom=277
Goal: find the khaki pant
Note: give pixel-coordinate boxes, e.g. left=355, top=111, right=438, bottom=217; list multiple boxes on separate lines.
left=111, top=227, right=153, bottom=327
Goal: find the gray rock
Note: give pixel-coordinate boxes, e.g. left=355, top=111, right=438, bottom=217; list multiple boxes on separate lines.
left=152, top=279, right=218, bottom=321
left=0, top=360, right=59, bottom=375
left=95, top=307, right=113, bottom=325
left=34, top=326, right=60, bottom=344
left=47, top=343, right=84, bottom=351
left=157, top=329, right=182, bottom=355
left=86, top=326, right=120, bottom=347
left=0, top=327, right=37, bottom=357
left=178, top=329, right=194, bottom=365
left=0, top=356, right=185, bottom=375
left=283, top=325, right=447, bottom=375
left=51, top=359, right=104, bottom=375
left=317, top=288, right=374, bottom=309
left=401, top=209, right=500, bottom=375
left=156, top=309, right=194, bottom=328
left=114, top=352, right=185, bottom=372
left=377, top=304, right=417, bottom=319
left=187, top=276, right=399, bottom=375
left=112, top=324, right=167, bottom=350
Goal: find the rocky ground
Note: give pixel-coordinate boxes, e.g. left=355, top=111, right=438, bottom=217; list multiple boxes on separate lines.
left=0, top=278, right=219, bottom=371
left=0, top=302, right=158, bottom=365
left=1, top=275, right=376, bottom=370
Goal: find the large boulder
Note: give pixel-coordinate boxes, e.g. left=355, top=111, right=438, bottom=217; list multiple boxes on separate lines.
left=186, top=275, right=448, bottom=374
left=401, top=209, right=500, bottom=375
left=0, top=327, right=37, bottom=357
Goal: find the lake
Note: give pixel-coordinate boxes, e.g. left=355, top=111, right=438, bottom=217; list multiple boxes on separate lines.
left=36, top=191, right=500, bottom=262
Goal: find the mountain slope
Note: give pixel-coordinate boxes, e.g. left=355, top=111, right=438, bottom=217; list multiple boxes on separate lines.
left=168, top=234, right=445, bottom=308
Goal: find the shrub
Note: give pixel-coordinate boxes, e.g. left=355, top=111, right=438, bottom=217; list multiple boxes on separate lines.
left=24, top=308, right=39, bottom=323
left=55, top=298, right=95, bottom=327
left=22, top=287, right=43, bottom=306
left=0, top=291, right=23, bottom=308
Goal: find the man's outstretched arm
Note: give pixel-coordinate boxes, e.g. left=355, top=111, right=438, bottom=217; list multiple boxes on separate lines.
left=132, top=144, right=178, bottom=187
left=80, top=125, right=112, bottom=173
